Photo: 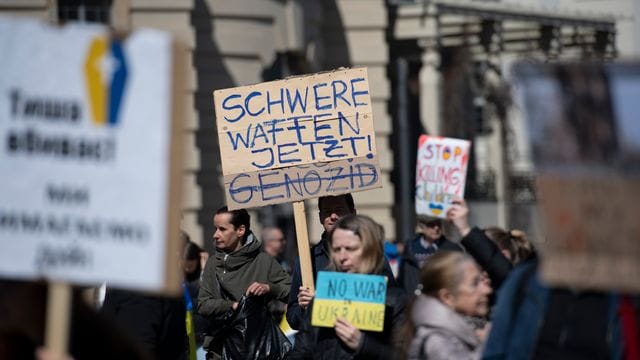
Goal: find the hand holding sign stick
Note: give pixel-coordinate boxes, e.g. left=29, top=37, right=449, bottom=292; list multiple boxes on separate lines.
left=297, top=286, right=315, bottom=309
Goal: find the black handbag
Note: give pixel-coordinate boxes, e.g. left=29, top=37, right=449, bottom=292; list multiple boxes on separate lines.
left=219, top=295, right=292, bottom=360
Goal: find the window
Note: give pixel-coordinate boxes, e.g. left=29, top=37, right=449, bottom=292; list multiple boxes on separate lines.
left=58, top=0, right=112, bottom=24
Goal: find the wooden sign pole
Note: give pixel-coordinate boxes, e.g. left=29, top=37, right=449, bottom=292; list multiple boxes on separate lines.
left=293, top=200, right=315, bottom=292
left=45, top=281, right=72, bottom=360
left=112, top=0, right=131, bottom=33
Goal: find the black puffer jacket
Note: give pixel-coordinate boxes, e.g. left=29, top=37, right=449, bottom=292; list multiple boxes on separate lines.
left=289, top=280, right=406, bottom=360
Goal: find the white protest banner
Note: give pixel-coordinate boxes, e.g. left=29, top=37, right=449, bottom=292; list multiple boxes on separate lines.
left=311, top=271, right=387, bottom=332
left=214, top=67, right=382, bottom=210
left=415, top=135, right=471, bottom=218
left=0, top=17, right=183, bottom=292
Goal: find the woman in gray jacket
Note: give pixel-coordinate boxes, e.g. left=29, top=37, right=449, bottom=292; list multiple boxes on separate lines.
left=404, top=251, right=492, bottom=360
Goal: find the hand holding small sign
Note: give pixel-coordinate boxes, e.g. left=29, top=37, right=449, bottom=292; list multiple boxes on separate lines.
left=334, top=317, right=362, bottom=350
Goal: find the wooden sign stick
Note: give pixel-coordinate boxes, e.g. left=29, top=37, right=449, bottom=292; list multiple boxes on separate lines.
left=293, top=200, right=315, bottom=292
left=45, top=281, right=72, bottom=360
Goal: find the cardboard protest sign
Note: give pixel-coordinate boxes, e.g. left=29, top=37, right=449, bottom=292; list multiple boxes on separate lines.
left=223, top=156, right=380, bottom=208
left=0, top=17, right=183, bottom=292
left=536, top=175, right=640, bottom=292
left=214, top=68, right=382, bottom=209
left=513, top=61, right=640, bottom=292
left=311, top=271, right=387, bottom=332
left=415, top=135, right=471, bottom=218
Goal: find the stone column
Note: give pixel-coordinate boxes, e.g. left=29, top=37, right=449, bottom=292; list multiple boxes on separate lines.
left=418, top=4, right=441, bottom=135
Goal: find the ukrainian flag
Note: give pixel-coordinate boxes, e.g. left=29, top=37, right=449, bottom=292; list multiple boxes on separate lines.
left=182, top=283, right=197, bottom=360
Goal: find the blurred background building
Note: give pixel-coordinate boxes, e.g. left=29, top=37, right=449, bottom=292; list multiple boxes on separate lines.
left=2, top=0, right=637, bottom=257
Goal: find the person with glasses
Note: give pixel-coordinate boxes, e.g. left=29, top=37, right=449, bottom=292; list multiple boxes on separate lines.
left=403, top=251, right=492, bottom=360
left=398, top=214, right=462, bottom=296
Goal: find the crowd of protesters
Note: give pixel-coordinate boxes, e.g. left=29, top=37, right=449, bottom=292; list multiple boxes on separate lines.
left=183, top=193, right=638, bottom=360
left=2, top=193, right=639, bottom=360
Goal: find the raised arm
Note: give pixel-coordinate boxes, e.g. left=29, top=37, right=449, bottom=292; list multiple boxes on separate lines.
left=447, top=199, right=512, bottom=289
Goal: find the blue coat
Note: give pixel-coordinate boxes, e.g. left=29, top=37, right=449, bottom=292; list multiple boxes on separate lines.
left=482, top=260, right=624, bottom=359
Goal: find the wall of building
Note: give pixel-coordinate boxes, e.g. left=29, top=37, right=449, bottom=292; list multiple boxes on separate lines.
left=390, top=0, right=633, bottom=241
left=308, top=0, right=396, bottom=242
left=184, top=0, right=397, bottom=245
left=0, top=0, right=399, bottom=249
left=528, top=0, right=638, bottom=56
left=12, top=0, right=635, bottom=248
left=0, top=0, right=48, bottom=19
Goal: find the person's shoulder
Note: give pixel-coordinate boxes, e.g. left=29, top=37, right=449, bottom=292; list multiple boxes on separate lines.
left=510, top=258, right=539, bottom=279
left=498, top=258, right=540, bottom=295
left=401, top=235, right=419, bottom=254
left=311, top=240, right=329, bottom=256
left=423, top=330, right=468, bottom=356
left=438, top=237, right=463, bottom=251
left=255, top=251, right=280, bottom=264
left=407, top=234, right=420, bottom=244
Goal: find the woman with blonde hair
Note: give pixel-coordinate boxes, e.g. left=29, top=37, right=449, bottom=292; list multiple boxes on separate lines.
left=483, top=227, right=534, bottom=265
left=290, top=214, right=406, bottom=360
left=405, top=251, right=492, bottom=359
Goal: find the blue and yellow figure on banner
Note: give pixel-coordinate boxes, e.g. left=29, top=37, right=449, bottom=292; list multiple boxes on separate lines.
left=311, top=272, right=387, bottom=332
left=182, top=283, right=197, bottom=360
left=84, top=36, right=128, bottom=127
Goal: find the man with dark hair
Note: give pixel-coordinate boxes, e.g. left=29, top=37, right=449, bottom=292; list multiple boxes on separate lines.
left=197, top=206, right=291, bottom=358
left=398, top=214, right=462, bottom=295
left=317, top=193, right=355, bottom=215
left=285, top=194, right=398, bottom=330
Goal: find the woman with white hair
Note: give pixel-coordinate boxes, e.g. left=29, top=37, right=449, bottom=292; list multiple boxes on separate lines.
left=404, top=251, right=492, bottom=359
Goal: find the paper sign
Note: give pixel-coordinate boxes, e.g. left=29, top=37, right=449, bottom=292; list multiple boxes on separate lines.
left=311, top=271, right=387, bottom=332
left=0, top=17, right=182, bottom=292
left=513, top=61, right=640, bottom=292
left=415, top=135, right=471, bottom=218
left=536, top=175, right=640, bottom=292
left=214, top=68, right=381, bottom=209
